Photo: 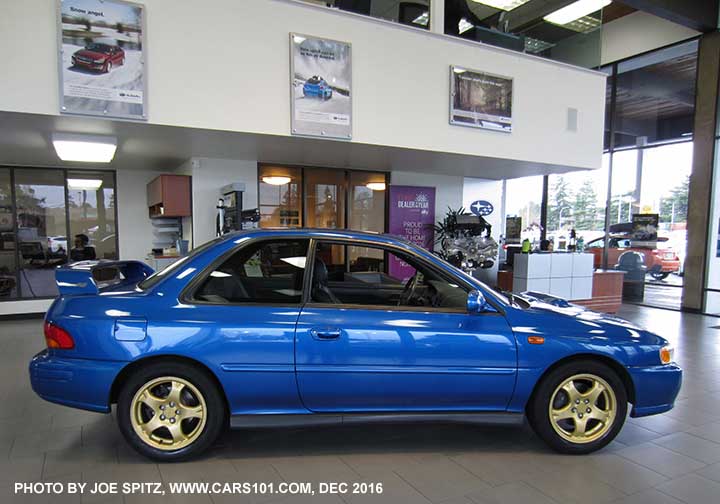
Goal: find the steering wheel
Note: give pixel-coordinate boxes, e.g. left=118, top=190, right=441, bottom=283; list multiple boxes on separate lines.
left=398, top=273, right=418, bottom=306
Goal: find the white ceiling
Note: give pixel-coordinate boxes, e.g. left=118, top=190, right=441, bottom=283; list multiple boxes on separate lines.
left=0, top=111, right=590, bottom=179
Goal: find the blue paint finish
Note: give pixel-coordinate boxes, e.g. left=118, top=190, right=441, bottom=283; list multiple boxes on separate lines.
left=29, top=229, right=681, bottom=428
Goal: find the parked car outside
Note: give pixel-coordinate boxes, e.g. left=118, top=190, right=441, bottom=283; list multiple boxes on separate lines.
left=47, top=236, right=67, bottom=254
left=71, top=43, right=125, bottom=73
left=30, top=229, right=681, bottom=461
left=586, top=235, right=681, bottom=280
left=302, top=75, right=333, bottom=100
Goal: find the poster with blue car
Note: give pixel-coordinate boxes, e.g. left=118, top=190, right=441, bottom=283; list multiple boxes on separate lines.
left=290, top=33, right=352, bottom=140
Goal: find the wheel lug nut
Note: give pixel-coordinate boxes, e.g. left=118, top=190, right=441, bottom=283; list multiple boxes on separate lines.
left=159, top=414, right=166, bottom=420
left=176, top=410, right=181, bottom=415
left=575, top=399, right=580, bottom=404
left=578, top=413, right=584, bottom=418
left=571, top=408, right=577, bottom=413
left=586, top=408, right=591, bottom=413
left=169, top=402, right=175, bottom=407
left=584, top=399, right=589, bottom=404
left=169, top=418, right=176, bottom=424
left=159, top=405, right=165, bottom=410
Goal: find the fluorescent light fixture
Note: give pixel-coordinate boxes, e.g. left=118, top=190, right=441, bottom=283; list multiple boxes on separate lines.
left=67, top=178, right=103, bottom=190
left=544, top=0, right=611, bottom=25
left=412, top=11, right=429, bottom=26
left=52, top=133, right=117, bottom=163
left=458, top=17, right=474, bottom=34
left=366, top=182, right=386, bottom=191
left=262, top=176, right=292, bottom=186
left=469, top=0, right=532, bottom=11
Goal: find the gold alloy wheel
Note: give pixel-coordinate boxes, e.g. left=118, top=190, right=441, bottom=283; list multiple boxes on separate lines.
left=548, top=373, right=617, bottom=444
left=130, top=376, right=207, bottom=451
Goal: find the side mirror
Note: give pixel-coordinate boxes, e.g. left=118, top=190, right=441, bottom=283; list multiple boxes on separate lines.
left=467, top=290, right=488, bottom=313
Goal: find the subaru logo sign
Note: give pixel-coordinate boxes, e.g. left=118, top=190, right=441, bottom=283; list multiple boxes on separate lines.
left=470, top=200, right=494, bottom=217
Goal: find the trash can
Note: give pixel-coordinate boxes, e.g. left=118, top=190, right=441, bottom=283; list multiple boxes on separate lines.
left=615, top=251, right=646, bottom=302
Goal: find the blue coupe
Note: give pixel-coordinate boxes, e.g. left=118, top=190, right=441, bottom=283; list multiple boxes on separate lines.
left=30, top=229, right=681, bottom=461
left=303, top=75, right=333, bottom=100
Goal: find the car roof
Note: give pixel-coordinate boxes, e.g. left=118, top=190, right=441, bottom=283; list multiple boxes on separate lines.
left=216, top=227, right=406, bottom=243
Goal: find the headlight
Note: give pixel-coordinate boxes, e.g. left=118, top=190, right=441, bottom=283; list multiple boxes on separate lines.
left=659, top=345, right=674, bottom=364
left=94, top=58, right=105, bottom=63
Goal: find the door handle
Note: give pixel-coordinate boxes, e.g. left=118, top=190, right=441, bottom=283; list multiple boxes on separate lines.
left=310, top=328, right=341, bottom=340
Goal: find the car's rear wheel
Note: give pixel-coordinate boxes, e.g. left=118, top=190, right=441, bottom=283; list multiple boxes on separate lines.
left=528, top=360, right=627, bottom=454
left=117, top=362, right=226, bottom=461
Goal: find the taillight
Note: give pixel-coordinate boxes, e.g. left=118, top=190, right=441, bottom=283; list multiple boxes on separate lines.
left=44, top=321, right=75, bottom=349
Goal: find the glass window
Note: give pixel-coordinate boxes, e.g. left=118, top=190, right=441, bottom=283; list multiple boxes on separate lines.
left=298, top=1, right=431, bottom=29
left=259, top=165, right=302, bottom=228
left=194, top=239, right=309, bottom=304
left=311, top=241, right=468, bottom=309
left=15, top=169, right=68, bottom=299
left=547, top=160, right=609, bottom=251
left=613, top=40, right=698, bottom=149
left=348, top=171, right=386, bottom=265
left=304, top=168, right=346, bottom=229
left=67, top=171, right=117, bottom=261
left=0, top=169, right=17, bottom=299
left=504, top=175, right=543, bottom=244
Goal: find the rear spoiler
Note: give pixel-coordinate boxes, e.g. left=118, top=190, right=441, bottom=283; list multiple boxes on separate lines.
left=56, top=260, right=155, bottom=296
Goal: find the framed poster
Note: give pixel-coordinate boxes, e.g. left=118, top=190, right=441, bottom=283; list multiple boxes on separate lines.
left=631, top=213, right=659, bottom=244
left=57, top=0, right=147, bottom=120
left=290, top=33, right=352, bottom=140
left=388, top=186, right=436, bottom=281
left=450, top=65, right=512, bottom=132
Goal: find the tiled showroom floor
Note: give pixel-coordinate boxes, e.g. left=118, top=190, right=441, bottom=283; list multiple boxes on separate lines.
left=3, top=304, right=720, bottom=504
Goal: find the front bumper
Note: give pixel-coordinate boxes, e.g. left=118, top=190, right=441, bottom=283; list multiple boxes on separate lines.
left=29, top=350, right=125, bottom=413
left=72, top=58, right=104, bottom=70
left=628, top=363, right=682, bottom=417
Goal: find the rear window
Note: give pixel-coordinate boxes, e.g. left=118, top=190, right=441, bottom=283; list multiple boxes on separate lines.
left=138, top=236, right=224, bottom=291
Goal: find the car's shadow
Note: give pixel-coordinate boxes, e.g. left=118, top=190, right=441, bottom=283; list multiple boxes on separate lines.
left=204, top=421, right=549, bottom=459
left=67, top=65, right=105, bottom=75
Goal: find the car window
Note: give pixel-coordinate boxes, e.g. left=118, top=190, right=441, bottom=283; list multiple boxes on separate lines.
left=194, top=239, right=309, bottom=304
left=310, top=241, right=469, bottom=310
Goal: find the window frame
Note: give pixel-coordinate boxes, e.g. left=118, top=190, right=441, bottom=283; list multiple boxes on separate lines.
left=180, top=236, right=313, bottom=307
left=304, top=238, right=497, bottom=314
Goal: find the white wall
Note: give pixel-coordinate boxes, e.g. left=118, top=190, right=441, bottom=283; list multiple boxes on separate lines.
left=116, top=167, right=166, bottom=263
left=0, top=0, right=606, bottom=171
left=189, top=158, right=258, bottom=247
left=601, top=11, right=699, bottom=66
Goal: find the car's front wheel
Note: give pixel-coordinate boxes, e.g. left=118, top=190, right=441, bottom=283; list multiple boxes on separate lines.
left=117, top=362, right=226, bottom=461
left=528, top=360, right=627, bottom=454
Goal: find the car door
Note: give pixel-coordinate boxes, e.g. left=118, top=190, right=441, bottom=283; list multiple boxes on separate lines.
left=177, top=237, right=311, bottom=414
left=295, top=239, right=517, bottom=413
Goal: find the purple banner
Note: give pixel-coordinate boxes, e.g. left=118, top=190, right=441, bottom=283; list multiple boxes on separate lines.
left=388, top=185, right=436, bottom=281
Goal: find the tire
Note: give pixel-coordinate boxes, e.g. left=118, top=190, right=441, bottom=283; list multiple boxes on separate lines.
left=105, top=61, right=112, bottom=73
left=650, top=271, right=670, bottom=280
left=117, top=361, right=227, bottom=461
left=527, top=360, right=627, bottom=454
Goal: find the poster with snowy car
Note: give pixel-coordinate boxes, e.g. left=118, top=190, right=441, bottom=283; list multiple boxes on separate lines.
left=450, top=65, right=512, bottom=132
left=57, top=0, right=146, bottom=120
left=290, top=33, right=351, bottom=140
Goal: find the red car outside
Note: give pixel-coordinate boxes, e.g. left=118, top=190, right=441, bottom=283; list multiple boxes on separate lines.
left=586, top=236, right=681, bottom=280
left=71, top=43, right=125, bottom=73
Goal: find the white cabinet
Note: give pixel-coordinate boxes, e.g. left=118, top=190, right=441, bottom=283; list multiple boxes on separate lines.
left=513, top=253, right=594, bottom=300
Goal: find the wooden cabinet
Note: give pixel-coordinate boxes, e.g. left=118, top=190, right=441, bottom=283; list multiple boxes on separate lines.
left=147, top=175, right=191, bottom=218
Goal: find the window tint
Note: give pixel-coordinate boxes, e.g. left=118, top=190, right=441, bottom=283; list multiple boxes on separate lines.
left=195, top=239, right=309, bottom=304
left=311, top=241, right=468, bottom=310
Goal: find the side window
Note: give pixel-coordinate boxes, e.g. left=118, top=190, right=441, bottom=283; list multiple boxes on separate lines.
left=311, top=241, right=469, bottom=310
left=194, top=239, right=309, bottom=304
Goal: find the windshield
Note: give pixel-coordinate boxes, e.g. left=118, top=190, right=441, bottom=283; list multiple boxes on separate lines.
left=138, top=236, right=225, bottom=291
left=86, top=43, right=111, bottom=53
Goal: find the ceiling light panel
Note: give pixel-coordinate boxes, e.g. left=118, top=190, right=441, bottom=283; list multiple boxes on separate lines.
left=544, top=0, right=611, bottom=26
left=470, top=0, right=532, bottom=11
left=52, top=133, right=117, bottom=163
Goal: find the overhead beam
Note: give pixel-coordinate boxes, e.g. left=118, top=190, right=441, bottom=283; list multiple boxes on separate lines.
left=619, top=0, right=718, bottom=33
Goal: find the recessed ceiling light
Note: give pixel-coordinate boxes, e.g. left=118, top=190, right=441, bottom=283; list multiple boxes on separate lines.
left=544, top=0, right=611, bottom=26
left=366, top=182, right=386, bottom=191
left=262, top=176, right=292, bottom=186
left=469, top=0, right=532, bottom=11
left=52, top=133, right=117, bottom=163
left=67, top=178, right=103, bottom=190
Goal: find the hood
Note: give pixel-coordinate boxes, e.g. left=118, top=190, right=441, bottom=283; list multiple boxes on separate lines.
left=509, top=292, right=668, bottom=350
left=74, top=49, right=108, bottom=60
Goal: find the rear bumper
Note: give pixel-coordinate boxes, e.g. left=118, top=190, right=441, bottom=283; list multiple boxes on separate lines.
left=628, top=363, right=682, bottom=417
left=29, top=350, right=125, bottom=413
